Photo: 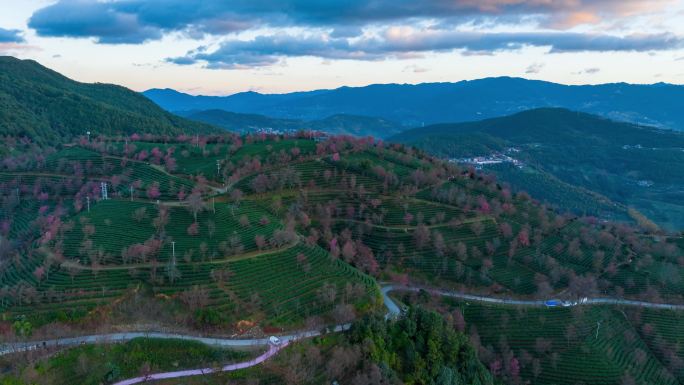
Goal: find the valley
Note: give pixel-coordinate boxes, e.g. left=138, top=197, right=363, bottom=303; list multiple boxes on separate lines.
left=1, top=43, right=683, bottom=385
left=391, top=108, right=684, bottom=231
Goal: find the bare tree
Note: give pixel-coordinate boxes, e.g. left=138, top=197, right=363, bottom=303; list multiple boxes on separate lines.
left=186, top=192, right=204, bottom=222
left=180, top=285, right=209, bottom=310
left=414, top=224, right=431, bottom=249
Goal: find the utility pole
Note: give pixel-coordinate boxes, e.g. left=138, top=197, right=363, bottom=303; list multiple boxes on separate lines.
left=86, top=196, right=90, bottom=212
left=100, top=182, right=108, bottom=200
left=130, top=186, right=133, bottom=202
left=216, top=159, right=222, bottom=184
left=171, top=241, right=176, bottom=258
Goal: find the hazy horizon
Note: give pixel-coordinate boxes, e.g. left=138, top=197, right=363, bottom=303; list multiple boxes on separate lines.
left=1, top=1, right=683, bottom=95
left=143, top=75, right=684, bottom=97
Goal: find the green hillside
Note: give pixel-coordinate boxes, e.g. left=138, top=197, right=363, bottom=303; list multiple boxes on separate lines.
left=182, top=109, right=302, bottom=132
left=1, top=131, right=683, bottom=384
left=391, top=108, right=684, bottom=230
left=0, top=56, right=217, bottom=147
left=184, top=109, right=404, bottom=138
left=401, top=291, right=684, bottom=385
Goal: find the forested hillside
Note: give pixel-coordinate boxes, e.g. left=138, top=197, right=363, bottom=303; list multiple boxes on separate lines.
left=0, top=56, right=216, bottom=149
left=391, top=108, right=684, bottom=230
left=182, top=109, right=404, bottom=138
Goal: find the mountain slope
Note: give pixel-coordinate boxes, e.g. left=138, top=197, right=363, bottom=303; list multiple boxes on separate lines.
left=305, top=114, right=404, bottom=137
left=182, top=109, right=404, bottom=138
left=391, top=108, right=684, bottom=230
left=144, top=88, right=327, bottom=114
left=0, top=56, right=216, bottom=146
left=144, top=78, right=684, bottom=130
left=181, top=109, right=302, bottom=131
left=3, top=132, right=683, bottom=384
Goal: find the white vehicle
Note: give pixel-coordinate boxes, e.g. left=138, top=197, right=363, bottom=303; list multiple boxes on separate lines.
left=269, top=336, right=281, bottom=346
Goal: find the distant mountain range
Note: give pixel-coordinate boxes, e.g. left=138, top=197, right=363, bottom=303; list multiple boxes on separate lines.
left=144, top=78, right=684, bottom=131
left=391, top=108, right=684, bottom=231
left=0, top=56, right=215, bottom=147
left=179, top=109, right=405, bottom=138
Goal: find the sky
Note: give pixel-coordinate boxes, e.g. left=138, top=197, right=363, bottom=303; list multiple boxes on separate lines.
left=1, top=0, right=683, bottom=95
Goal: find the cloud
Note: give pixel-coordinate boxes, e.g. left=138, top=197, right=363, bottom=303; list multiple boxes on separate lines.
left=403, top=65, right=429, bottom=73
left=170, top=29, right=684, bottom=69
left=168, top=33, right=357, bottom=69
left=28, top=0, right=673, bottom=44
left=330, top=26, right=364, bottom=39
left=525, top=62, right=544, bottom=74
left=372, top=29, right=684, bottom=54
left=0, top=27, right=24, bottom=43
left=29, top=1, right=162, bottom=44
left=573, top=67, right=601, bottom=75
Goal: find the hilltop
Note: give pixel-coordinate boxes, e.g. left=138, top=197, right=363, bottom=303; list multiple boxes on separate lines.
left=391, top=108, right=684, bottom=230
left=0, top=56, right=216, bottom=148
left=144, top=78, right=684, bottom=130
left=1, top=130, right=683, bottom=384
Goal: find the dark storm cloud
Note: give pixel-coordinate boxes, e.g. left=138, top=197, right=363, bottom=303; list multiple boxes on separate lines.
left=170, top=30, right=684, bottom=68
left=0, top=27, right=24, bottom=43
left=28, top=0, right=674, bottom=43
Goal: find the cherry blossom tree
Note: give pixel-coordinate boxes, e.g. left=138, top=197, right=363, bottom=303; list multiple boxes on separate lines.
left=146, top=182, right=161, bottom=200
left=187, top=222, right=199, bottom=236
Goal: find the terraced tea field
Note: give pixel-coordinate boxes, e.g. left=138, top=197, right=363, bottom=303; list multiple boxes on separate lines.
left=4, top=240, right=377, bottom=328
left=400, top=292, right=684, bottom=385
left=60, top=200, right=282, bottom=265
left=2, top=135, right=682, bottom=385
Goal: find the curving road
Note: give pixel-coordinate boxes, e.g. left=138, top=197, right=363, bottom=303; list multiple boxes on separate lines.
left=112, top=342, right=289, bottom=385
left=4, top=284, right=684, bottom=383
left=4, top=286, right=684, bottom=357
left=382, top=284, right=684, bottom=312
left=5, top=284, right=684, bottom=355
left=0, top=324, right=351, bottom=356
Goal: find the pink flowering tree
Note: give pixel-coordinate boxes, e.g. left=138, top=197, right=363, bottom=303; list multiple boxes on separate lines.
left=146, top=182, right=161, bottom=200
left=187, top=222, right=199, bottom=236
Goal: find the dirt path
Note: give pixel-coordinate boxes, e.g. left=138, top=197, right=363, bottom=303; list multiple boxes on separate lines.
left=112, top=342, right=288, bottom=385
